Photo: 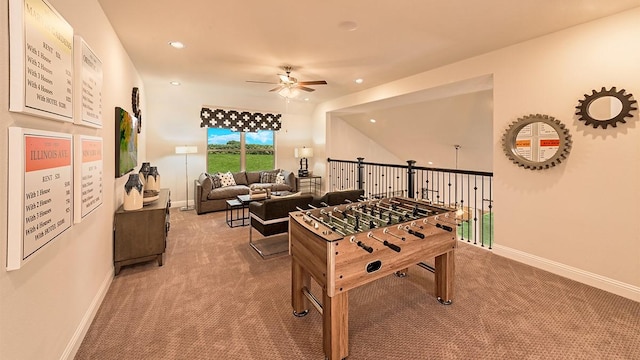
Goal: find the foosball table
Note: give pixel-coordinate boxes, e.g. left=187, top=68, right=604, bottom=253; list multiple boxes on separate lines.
left=289, top=197, right=459, bottom=359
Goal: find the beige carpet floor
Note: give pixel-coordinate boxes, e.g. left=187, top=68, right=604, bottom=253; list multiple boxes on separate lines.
left=75, top=209, right=640, bottom=360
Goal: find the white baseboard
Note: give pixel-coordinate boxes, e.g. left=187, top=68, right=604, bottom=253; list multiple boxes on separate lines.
left=60, top=267, right=114, bottom=360
left=492, top=244, right=640, bottom=303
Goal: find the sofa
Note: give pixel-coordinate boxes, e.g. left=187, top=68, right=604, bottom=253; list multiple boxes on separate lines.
left=311, top=189, right=365, bottom=207
left=194, top=169, right=296, bottom=215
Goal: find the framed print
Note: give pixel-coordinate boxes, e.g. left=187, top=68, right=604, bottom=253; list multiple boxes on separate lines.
left=9, top=0, right=74, bottom=122
left=74, top=135, right=103, bottom=223
left=74, top=36, right=103, bottom=128
left=7, top=127, right=73, bottom=270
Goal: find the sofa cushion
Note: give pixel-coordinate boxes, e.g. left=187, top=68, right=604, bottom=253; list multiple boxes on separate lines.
left=207, top=185, right=249, bottom=200
left=275, top=172, right=285, bottom=185
left=282, top=170, right=296, bottom=191
left=233, top=171, right=248, bottom=185
left=246, top=171, right=261, bottom=184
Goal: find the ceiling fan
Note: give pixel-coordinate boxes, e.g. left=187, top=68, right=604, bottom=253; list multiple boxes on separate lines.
left=247, top=66, right=327, bottom=97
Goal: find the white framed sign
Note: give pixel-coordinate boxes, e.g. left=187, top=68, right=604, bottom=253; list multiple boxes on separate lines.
left=9, top=0, right=74, bottom=122
left=74, top=135, right=103, bottom=223
left=74, top=36, right=103, bottom=128
left=8, top=127, right=73, bottom=271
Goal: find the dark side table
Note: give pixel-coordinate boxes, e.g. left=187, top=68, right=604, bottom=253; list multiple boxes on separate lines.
left=226, top=199, right=247, bottom=227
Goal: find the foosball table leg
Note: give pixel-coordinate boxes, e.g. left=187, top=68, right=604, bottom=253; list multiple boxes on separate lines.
left=435, top=250, right=455, bottom=305
left=292, top=259, right=311, bottom=316
left=323, top=290, right=349, bottom=360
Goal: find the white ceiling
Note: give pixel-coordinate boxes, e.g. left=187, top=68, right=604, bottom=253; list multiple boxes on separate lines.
left=97, top=0, right=640, bottom=107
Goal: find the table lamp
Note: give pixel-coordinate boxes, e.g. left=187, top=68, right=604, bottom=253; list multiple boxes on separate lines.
left=295, top=147, right=313, bottom=177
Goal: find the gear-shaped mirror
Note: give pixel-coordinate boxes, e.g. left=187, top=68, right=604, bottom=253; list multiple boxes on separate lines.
left=575, top=87, right=636, bottom=129
left=502, top=114, right=572, bottom=170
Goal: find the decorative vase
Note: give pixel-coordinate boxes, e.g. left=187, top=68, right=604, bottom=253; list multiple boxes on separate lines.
left=139, top=162, right=151, bottom=187
left=123, top=173, right=144, bottom=210
left=146, top=166, right=161, bottom=192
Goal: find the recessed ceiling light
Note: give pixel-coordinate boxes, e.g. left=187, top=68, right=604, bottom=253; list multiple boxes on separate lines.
left=304, top=98, right=310, bottom=101
left=369, top=119, right=376, bottom=123
left=428, top=161, right=433, bottom=165
left=355, top=78, right=364, bottom=84
left=338, top=21, right=358, bottom=31
left=169, top=81, right=181, bottom=86
left=168, top=41, right=184, bottom=49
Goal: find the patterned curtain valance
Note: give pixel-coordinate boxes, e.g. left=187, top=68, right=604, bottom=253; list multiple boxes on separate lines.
left=200, top=107, right=282, bottom=132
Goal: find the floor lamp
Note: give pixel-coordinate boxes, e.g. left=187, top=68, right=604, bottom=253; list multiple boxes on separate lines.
left=175, top=145, right=198, bottom=211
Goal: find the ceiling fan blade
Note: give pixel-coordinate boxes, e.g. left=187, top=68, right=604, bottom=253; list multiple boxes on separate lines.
left=298, top=80, right=327, bottom=85
left=269, top=85, right=285, bottom=92
left=297, top=86, right=316, bottom=92
left=246, top=80, right=279, bottom=84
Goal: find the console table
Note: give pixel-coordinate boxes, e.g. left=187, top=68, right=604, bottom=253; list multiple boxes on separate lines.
left=114, top=188, right=171, bottom=275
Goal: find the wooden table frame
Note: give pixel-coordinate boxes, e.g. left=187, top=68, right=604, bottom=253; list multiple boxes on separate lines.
left=289, top=209, right=456, bottom=360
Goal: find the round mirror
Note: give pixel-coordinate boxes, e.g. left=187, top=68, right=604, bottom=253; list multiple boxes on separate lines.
left=576, top=87, right=636, bottom=129
left=502, top=114, right=572, bottom=170
left=588, top=96, right=623, bottom=121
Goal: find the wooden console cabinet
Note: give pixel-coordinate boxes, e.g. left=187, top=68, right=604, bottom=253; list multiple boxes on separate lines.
left=114, top=188, right=171, bottom=275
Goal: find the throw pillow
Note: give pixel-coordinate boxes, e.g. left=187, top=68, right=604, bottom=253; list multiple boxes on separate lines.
left=218, top=171, right=237, bottom=187
left=275, top=172, right=285, bottom=185
left=260, top=171, right=278, bottom=184
left=211, top=174, right=222, bottom=189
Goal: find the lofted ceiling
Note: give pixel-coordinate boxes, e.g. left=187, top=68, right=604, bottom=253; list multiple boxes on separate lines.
left=97, top=0, right=640, bottom=108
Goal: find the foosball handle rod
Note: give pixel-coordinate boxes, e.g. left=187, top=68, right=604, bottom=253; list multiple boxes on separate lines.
left=398, top=225, right=425, bottom=239
left=350, top=236, right=374, bottom=253
left=422, top=219, right=453, bottom=232
left=367, top=232, right=401, bottom=252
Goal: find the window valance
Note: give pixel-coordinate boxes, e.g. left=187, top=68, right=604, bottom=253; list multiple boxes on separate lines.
left=200, top=107, right=282, bottom=132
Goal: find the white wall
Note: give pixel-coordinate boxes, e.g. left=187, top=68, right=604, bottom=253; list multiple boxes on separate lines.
left=337, top=90, right=494, bottom=171
left=315, top=8, right=640, bottom=301
left=329, top=116, right=402, bottom=164
left=0, top=0, right=144, bottom=359
left=143, top=81, right=315, bottom=208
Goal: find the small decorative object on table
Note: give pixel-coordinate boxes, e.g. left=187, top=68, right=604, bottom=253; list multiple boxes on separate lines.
left=249, top=185, right=269, bottom=200
left=143, top=190, right=160, bottom=205
left=123, top=173, right=144, bottom=210
left=146, top=166, right=161, bottom=192
left=139, top=162, right=151, bottom=186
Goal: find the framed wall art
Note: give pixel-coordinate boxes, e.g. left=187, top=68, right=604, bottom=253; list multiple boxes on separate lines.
left=74, top=36, right=103, bottom=128
left=9, top=0, right=74, bottom=122
left=7, top=127, right=73, bottom=270
left=74, top=135, right=103, bottom=223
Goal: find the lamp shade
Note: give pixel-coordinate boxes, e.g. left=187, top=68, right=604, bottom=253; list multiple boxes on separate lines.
left=295, top=147, right=313, bottom=158
left=175, top=145, right=198, bottom=154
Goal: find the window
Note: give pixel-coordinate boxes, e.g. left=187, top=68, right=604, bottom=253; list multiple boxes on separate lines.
left=245, top=131, right=274, bottom=171
left=207, top=128, right=274, bottom=173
